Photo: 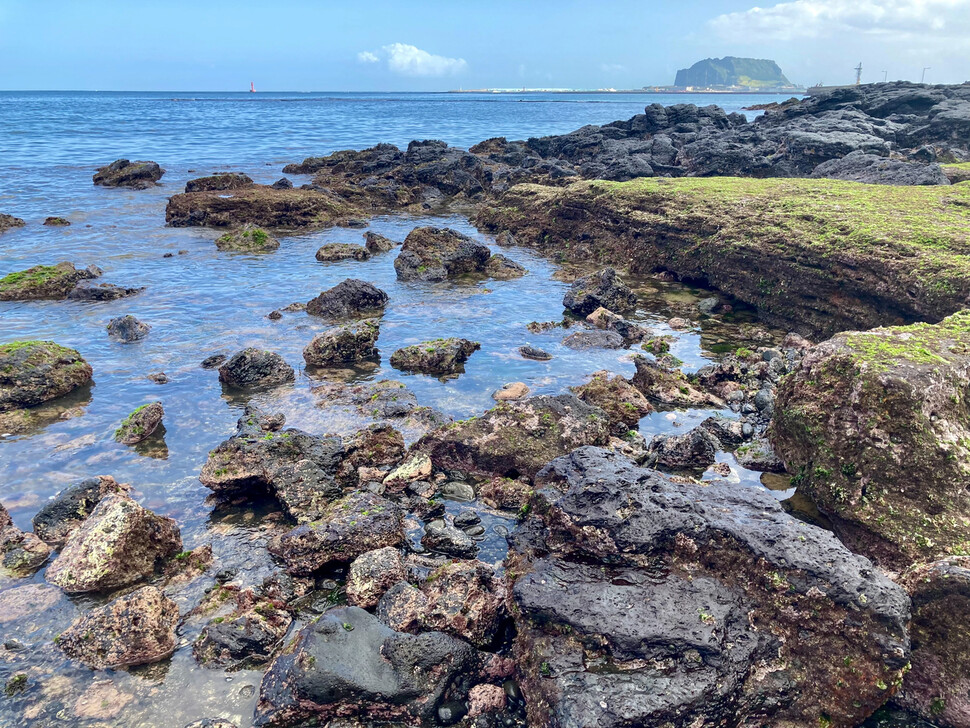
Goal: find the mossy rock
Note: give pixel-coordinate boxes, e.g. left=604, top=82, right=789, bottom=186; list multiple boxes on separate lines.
left=0, top=261, right=99, bottom=300
left=0, top=341, right=93, bottom=412
left=114, top=401, right=164, bottom=445
left=215, top=225, right=279, bottom=252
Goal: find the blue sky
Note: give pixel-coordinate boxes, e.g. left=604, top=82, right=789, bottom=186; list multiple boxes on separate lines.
left=0, top=0, right=967, bottom=90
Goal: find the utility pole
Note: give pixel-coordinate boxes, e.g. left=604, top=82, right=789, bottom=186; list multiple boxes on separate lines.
left=921, top=67, right=931, bottom=83
left=854, top=62, right=863, bottom=85
left=882, top=70, right=888, bottom=83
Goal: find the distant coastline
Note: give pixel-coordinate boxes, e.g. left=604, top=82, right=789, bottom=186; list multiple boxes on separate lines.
left=447, top=88, right=805, bottom=95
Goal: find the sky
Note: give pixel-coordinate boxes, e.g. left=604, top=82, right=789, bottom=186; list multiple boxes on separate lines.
left=0, top=0, right=967, bottom=91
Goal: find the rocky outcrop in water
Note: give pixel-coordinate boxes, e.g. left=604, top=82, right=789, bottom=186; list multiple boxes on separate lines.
left=562, top=267, right=637, bottom=316
left=390, top=337, right=480, bottom=376
left=165, top=185, right=359, bottom=229
left=43, top=216, right=70, bottom=226
left=363, top=231, right=398, bottom=253
left=572, top=371, right=653, bottom=434
left=0, top=501, right=51, bottom=574
left=303, top=319, right=380, bottom=366
left=0, top=261, right=100, bottom=300
left=114, top=401, right=164, bottom=445
left=0, top=341, right=93, bottom=412
left=194, top=592, right=292, bottom=670
left=185, top=172, right=254, bottom=193
left=394, top=226, right=492, bottom=282
left=771, top=312, right=970, bottom=568
left=106, top=314, right=150, bottom=342
left=0, top=213, right=25, bottom=234
left=93, top=159, right=164, bottom=189
left=217, top=348, right=295, bottom=389
left=346, top=547, right=406, bottom=609
left=68, top=281, right=143, bottom=300
left=214, top=225, right=280, bottom=252
left=305, top=278, right=388, bottom=319
left=46, top=493, right=181, bottom=593
left=59, top=586, right=178, bottom=669
left=314, top=242, right=370, bottom=262
left=32, top=475, right=130, bottom=547
left=415, top=394, right=611, bottom=480
left=508, top=447, right=910, bottom=728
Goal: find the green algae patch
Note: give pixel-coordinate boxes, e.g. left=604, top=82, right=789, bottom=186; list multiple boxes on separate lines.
left=215, top=225, right=279, bottom=252
left=0, top=263, right=91, bottom=300
left=0, top=341, right=93, bottom=412
left=478, top=177, right=970, bottom=336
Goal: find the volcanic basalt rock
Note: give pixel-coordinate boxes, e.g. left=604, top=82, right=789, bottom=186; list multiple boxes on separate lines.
left=0, top=261, right=100, bottom=300
left=194, top=596, right=292, bottom=670
left=0, top=213, right=26, bottom=234
left=315, top=242, right=370, bottom=262
left=93, top=159, right=164, bottom=189
left=32, top=475, right=130, bottom=547
left=217, top=348, right=295, bottom=389
left=306, top=278, right=388, bottom=319
left=67, top=281, right=143, bottom=300
left=114, top=401, right=164, bottom=445
left=165, top=185, right=358, bottom=229
left=214, top=225, right=279, bottom=252
left=562, top=267, right=637, bottom=316
left=509, top=446, right=910, bottom=728
left=571, top=370, right=653, bottom=434
left=363, top=231, right=398, bottom=254
left=346, top=547, right=406, bottom=609
left=0, top=341, right=93, bottom=412
left=394, top=226, right=491, bottom=281
left=185, top=172, right=254, bottom=193
left=389, top=337, right=480, bottom=376
left=106, top=314, right=150, bottom=342
left=302, top=319, right=380, bottom=367
left=0, top=502, right=51, bottom=574
left=59, top=586, right=178, bottom=669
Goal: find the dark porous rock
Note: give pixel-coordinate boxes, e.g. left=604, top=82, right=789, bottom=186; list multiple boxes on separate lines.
left=215, top=225, right=280, bottom=252
left=93, top=159, right=164, bottom=189
left=106, top=314, right=150, bottom=342
left=43, top=216, right=70, bottom=226
left=253, top=605, right=482, bottom=727
left=363, top=231, right=397, bottom=254
left=0, top=501, right=52, bottom=574
left=165, top=184, right=358, bottom=229
left=415, top=394, right=611, bottom=480
left=67, top=281, right=143, bottom=300
left=646, top=426, right=719, bottom=470
left=59, top=586, right=177, bottom=669
left=218, top=348, right=295, bottom=389
left=631, top=354, right=724, bottom=407
left=185, top=172, right=254, bottom=193
left=303, top=319, right=380, bottom=367
left=200, top=406, right=345, bottom=522
left=376, top=581, right=428, bottom=633
left=478, top=476, right=533, bottom=511
left=185, top=721, right=238, bottom=728
left=586, top=306, right=651, bottom=344
left=32, top=475, right=130, bottom=547
left=306, top=278, right=388, bottom=320
left=411, top=561, right=505, bottom=647
left=0, top=213, right=26, bottom=234
left=895, top=557, right=970, bottom=727
left=390, top=338, right=480, bottom=376
left=201, top=353, right=227, bottom=369
left=734, top=436, right=786, bottom=472
left=45, top=494, right=181, bottom=593
left=770, top=312, right=970, bottom=568
left=394, top=226, right=491, bottom=282
left=269, top=491, right=405, bottom=575
left=510, top=447, right=911, bottom=728
left=421, top=520, right=479, bottom=559
left=194, top=596, right=292, bottom=670
left=114, top=401, right=164, bottom=445
left=572, top=370, right=653, bottom=433
left=562, top=267, right=637, bottom=316
left=811, top=151, right=950, bottom=186
left=315, top=242, right=370, bottom=262
left=697, top=414, right=746, bottom=449
left=0, top=261, right=100, bottom=301
left=519, top=344, right=552, bottom=361
left=484, top=254, right=527, bottom=280
left=346, top=546, right=406, bottom=609
left=271, top=177, right=293, bottom=190
left=562, top=329, right=624, bottom=350
left=336, top=423, right=406, bottom=485
left=0, top=341, right=93, bottom=412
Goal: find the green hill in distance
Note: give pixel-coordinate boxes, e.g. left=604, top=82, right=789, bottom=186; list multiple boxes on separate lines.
left=674, top=57, right=794, bottom=89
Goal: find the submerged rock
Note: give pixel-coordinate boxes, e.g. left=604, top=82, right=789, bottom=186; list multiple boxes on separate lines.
left=631, top=354, right=723, bottom=407
left=493, top=381, right=530, bottom=401
left=194, top=595, right=292, bottom=670
left=0, top=501, right=51, bottom=574
left=200, top=406, right=344, bottom=522
left=561, top=329, right=624, bottom=350
left=45, top=494, right=181, bottom=593
left=363, top=231, right=397, bottom=254
left=415, top=394, right=611, bottom=480
left=254, top=606, right=482, bottom=727
left=93, top=159, right=164, bottom=189
left=218, top=348, right=295, bottom=389
left=394, top=226, right=491, bottom=281
left=0, top=213, right=26, bottom=234
left=0, top=261, right=100, bottom=300
left=114, top=401, right=164, bottom=445
left=422, top=520, right=478, bottom=559
left=562, top=267, right=637, bottom=316
left=185, top=172, right=254, bottom=193
left=43, top=216, right=70, bottom=226
left=510, top=447, right=910, bottom=728
left=59, top=586, right=178, bottom=669
left=67, top=281, right=143, bottom=300
left=519, top=344, right=552, bottom=361
left=389, top=337, right=480, bottom=376
left=269, top=491, right=405, bottom=575
left=214, top=225, right=280, bottom=252
left=106, top=314, right=150, bottom=342
left=771, top=312, right=970, bottom=568
left=32, top=475, right=130, bottom=547
left=306, top=278, right=388, bottom=319
left=315, top=242, right=370, bottom=262
left=484, top=253, right=527, bottom=279
left=0, top=341, right=93, bottom=412
left=302, top=319, right=380, bottom=367
left=165, top=184, right=358, bottom=228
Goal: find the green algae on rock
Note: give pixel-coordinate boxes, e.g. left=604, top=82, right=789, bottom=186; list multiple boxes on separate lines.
left=0, top=213, right=26, bottom=234
left=389, top=337, right=480, bottom=377
left=0, top=340, right=93, bottom=412
left=770, top=311, right=970, bottom=568
left=214, top=224, right=279, bottom=252
left=0, top=261, right=100, bottom=300
left=477, top=177, right=970, bottom=337
left=114, top=401, right=164, bottom=445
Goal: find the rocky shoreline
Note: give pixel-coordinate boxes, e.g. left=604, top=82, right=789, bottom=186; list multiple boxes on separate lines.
left=2, top=81, right=970, bottom=728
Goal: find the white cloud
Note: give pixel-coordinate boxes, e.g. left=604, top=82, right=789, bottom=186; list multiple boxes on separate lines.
left=710, top=0, right=970, bottom=42
left=356, top=43, right=467, bottom=77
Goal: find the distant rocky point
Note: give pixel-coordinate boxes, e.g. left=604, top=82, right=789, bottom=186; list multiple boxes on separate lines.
left=674, top=56, right=795, bottom=90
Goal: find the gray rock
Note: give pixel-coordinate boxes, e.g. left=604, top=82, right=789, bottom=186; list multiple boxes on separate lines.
left=306, top=278, right=388, bottom=320
left=422, top=520, right=478, bottom=559
left=562, top=329, right=624, bottom=350
left=218, top=348, right=294, bottom=389
left=562, top=268, right=637, bottom=316
left=93, top=159, right=164, bottom=189
left=811, top=150, right=950, bottom=185
left=106, top=314, right=150, bottom=342
left=394, top=226, right=491, bottom=282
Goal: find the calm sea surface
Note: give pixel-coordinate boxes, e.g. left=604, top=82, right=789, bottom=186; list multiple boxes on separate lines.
left=0, top=91, right=820, bottom=728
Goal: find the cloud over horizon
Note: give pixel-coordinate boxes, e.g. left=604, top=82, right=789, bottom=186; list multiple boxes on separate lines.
left=356, top=43, right=468, bottom=77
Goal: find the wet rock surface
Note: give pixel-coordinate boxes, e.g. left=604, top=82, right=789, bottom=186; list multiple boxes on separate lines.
left=114, top=401, right=164, bottom=445
left=302, top=319, right=380, bottom=366
left=509, top=447, right=910, bottom=728
left=812, top=150, right=951, bottom=185
left=305, top=277, right=388, bottom=319
left=93, top=159, right=164, bottom=189
left=67, top=281, right=143, bottom=300
left=390, top=337, right=480, bottom=376
left=217, top=348, right=295, bottom=389
left=771, top=312, right=970, bottom=568
left=363, top=230, right=398, bottom=253
left=562, top=267, right=637, bottom=316
left=45, top=493, right=181, bottom=593
left=571, top=370, right=653, bottom=434
left=59, top=586, right=178, bottom=669
left=0, top=341, right=93, bottom=412
left=32, top=475, right=130, bottom=547
left=394, top=226, right=492, bottom=281
left=185, top=172, right=254, bottom=193
left=0, top=261, right=100, bottom=300
left=193, top=593, right=292, bottom=670
left=0, top=501, right=51, bottom=574
left=346, top=546, right=406, bottom=609
left=0, top=212, right=26, bottom=233
left=106, top=314, right=151, bottom=342
left=314, top=242, right=370, bottom=262
left=214, top=224, right=280, bottom=252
